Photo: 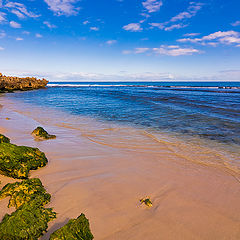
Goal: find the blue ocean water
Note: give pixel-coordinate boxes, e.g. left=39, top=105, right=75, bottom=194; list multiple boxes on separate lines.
left=5, top=81, right=240, bottom=145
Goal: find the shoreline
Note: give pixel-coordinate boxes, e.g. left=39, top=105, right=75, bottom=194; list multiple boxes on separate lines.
left=0, top=98, right=240, bottom=239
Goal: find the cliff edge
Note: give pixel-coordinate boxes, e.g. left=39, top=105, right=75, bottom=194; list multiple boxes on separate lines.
left=0, top=73, right=48, bottom=92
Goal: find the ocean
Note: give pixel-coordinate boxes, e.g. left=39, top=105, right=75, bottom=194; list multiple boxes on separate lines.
left=3, top=81, right=239, bottom=146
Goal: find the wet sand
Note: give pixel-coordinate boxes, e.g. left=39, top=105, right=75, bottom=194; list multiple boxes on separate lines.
left=0, top=100, right=240, bottom=240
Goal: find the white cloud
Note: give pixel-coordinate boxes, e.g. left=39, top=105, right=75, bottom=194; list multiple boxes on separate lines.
left=178, top=31, right=240, bottom=47
left=35, top=33, right=43, bottom=38
left=36, top=71, right=174, bottom=81
left=149, top=22, right=164, bottom=29
left=0, top=12, right=6, bottom=22
left=142, top=0, right=163, bottom=13
left=164, top=23, right=188, bottom=31
left=170, top=2, right=203, bottom=22
left=149, top=2, right=203, bottom=31
left=22, top=31, right=30, bottom=35
left=134, top=47, right=149, bottom=53
left=123, top=23, right=142, bottom=32
left=10, top=21, right=21, bottom=28
left=83, top=20, right=90, bottom=25
left=43, top=21, right=56, bottom=28
left=183, top=33, right=200, bottom=37
left=90, top=27, right=99, bottom=31
left=106, top=40, right=117, bottom=45
left=5, top=2, right=40, bottom=18
left=0, top=46, right=4, bottom=50
left=44, top=0, right=80, bottom=16
left=0, top=31, right=6, bottom=38
left=153, top=45, right=200, bottom=56
left=16, top=37, right=23, bottom=41
left=231, top=21, right=240, bottom=27
left=123, top=45, right=201, bottom=56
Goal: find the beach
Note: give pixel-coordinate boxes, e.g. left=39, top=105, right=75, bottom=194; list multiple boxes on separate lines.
left=0, top=95, right=240, bottom=240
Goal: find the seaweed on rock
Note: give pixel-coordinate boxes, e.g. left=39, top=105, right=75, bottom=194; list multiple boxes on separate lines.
left=0, top=143, right=48, bottom=179
left=0, top=197, right=56, bottom=240
left=0, top=178, right=51, bottom=209
left=49, top=214, right=94, bottom=240
left=32, top=127, right=56, bottom=140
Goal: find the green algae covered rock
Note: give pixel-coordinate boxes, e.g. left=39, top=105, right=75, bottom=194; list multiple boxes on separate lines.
left=140, top=197, right=153, bottom=207
left=0, top=134, right=10, bottom=143
left=0, top=143, right=48, bottom=179
left=0, top=197, right=56, bottom=240
left=32, top=127, right=56, bottom=140
left=50, top=214, right=94, bottom=240
left=0, top=178, right=51, bottom=209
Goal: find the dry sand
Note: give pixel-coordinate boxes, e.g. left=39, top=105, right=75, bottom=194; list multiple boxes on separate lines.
left=0, top=100, right=239, bottom=240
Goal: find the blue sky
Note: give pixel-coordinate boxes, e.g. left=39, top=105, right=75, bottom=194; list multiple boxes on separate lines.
left=0, top=0, right=240, bottom=81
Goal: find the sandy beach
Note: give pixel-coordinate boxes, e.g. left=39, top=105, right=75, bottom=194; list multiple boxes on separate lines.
left=0, top=99, right=240, bottom=240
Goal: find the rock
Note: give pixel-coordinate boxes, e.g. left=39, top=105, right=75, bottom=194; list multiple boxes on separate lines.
left=0, top=197, right=56, bottom=240
left=32, top=127, right=56, bottom=140
left=0, top=178, right=51, bottom=209
left=0, top=134, right=10, bottom=143
left=50, top=214, right=94, bottom=240
left=0, top=143, right=48, bottom=179
left=140, top=197, right=153, bottom=207
left=0, top=73, right=48, bottom=92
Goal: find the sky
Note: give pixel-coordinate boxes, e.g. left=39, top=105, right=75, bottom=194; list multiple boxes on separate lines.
left=0, top=0, right=240, bottom=81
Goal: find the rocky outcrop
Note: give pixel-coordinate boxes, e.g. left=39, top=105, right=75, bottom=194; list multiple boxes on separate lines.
left=32, top=127, right=56, bottom=140
left=0, top=73, right=48, bottom=92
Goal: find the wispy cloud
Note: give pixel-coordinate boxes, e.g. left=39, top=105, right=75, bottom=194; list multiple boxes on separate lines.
left=170, top=2, right=203, bottom=22
left=153, top=45, right=201, bottom=56
left=0, top=46, right=4, bottom=51
left=134, top=47, right=149, bottom=53
left=5, top=2, right=40, bottom=18
left=16, top=37, right=23, bottom=41
left=90, top=26, right=99, bottom=31
left=0, top=31, right=6, bottom=38
left=106, top=40, right=117, bottom=45
left=183, top=33, right=200, bottom=37
left=44, top=0, right=80, bottom=16
left=149, top=2, right=203, bottom=31
left=178, top=30, right=240, bottom=47
left=9, top=21, right=21, bottom=28
left=43, top=21, right=56, bottom=29
left=29, top=71, right=174, bottom=81
left=123, top=23, right=142, bottom=32
left=164, top=23, right=188, bottom=31
left=123, top=45, right=201, bottom=56
left=35, top=33, right=43, bottom=38
left=231, top=21, right=240, bottom=27
left=0, top=12, right=6, bottom=22
left=83, top=20, right=90, bottom=25
left=142, top=0, right=163, bottom=13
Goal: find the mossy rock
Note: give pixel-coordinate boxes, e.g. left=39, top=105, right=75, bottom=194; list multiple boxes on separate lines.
left=0, top=178, right=51, bottom=209
left=0, top=134, right=10, bottom=143
left=140, top=197, right=152, bottom=207
left=50, top=214, right=94, bottom=240
left=0, top=143, right=48, bottom=179
left=32, top=127, right=56, bottom=140
left=0, top=197, right=56, bottom=240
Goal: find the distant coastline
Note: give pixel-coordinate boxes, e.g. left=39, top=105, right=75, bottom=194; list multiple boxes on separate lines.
left=0, top=73, right=48, bottom=92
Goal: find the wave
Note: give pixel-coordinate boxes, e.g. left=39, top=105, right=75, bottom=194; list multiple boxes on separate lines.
left=47, top=83, right=240, bottom=94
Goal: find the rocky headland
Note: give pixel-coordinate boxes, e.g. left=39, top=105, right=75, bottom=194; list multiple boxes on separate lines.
left=0, top=73, right=48, bottom=92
